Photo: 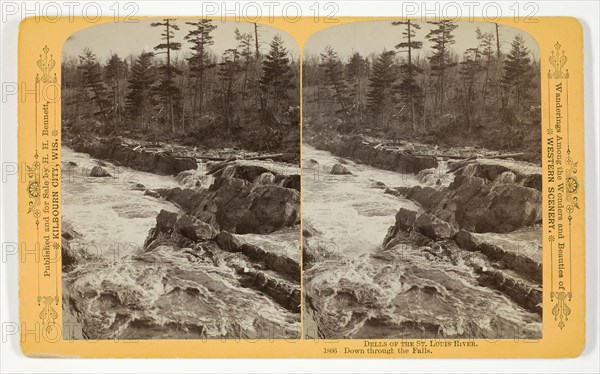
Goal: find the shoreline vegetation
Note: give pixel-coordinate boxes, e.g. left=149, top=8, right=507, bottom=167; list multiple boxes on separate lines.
left=61, top=19, right=301, bottom=340
left=62, top=19, right=300, bottom=164
left=303, top=20, right=541, bottom=164
left=302, top=20, right=542, bottom=339
left=61, top=139, right=302, bottom=339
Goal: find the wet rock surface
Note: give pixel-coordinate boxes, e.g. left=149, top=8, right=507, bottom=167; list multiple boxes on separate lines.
left=65, top=135, right=197, bottom=176
left=142, top=211, right=301, bottom=314
left=63, top=243, right=300, bottom=339
left=449, top=158, right=542, bottom=192
left=89, top=165, right=111, bottom=177
left=61, top=221, right=90, bottom=271
left=310, top=134, right=438, bottom=174
left=303, top=144, right=541, bottom=339
left=390, top=172, right=542, bottom=234
left=330, top=163, right=352, bottom=175
left=153, top=178, right=300, bottom=235
left=62, top=146, right=300, bottom=340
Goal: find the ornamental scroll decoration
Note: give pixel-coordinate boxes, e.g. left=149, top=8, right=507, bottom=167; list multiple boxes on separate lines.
left=548, top=42, right=578, bottom=330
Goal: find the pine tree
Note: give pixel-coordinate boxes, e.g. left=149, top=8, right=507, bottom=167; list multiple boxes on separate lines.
left=393, top=20, right=423, bottom=132
left=426, top=20, right=458, bottom=118
left=151, top=19, right=182, bottom=134
left=235, top=29, right=255, bottom=122
left=320, top=47, right=352, bottom=124
left=218, top=46, right=242, bottom=132
left=367, top=50, right=397, bottom=128
left=125, top=52, right=156, bottom=130
left=475, top=28, right=497, bottom=112
left=78, top=48, right=110, bottom=120
left=105, top=53, right=126, bottom=127
left=502, top=35, right=533, bottom=107
left=260, top=35, right=293, bottom=114
left=458, top=47, right=482, bottom=130
left=185, top=19, right=217, bottom=127
left=345, top=51, right=367, bottom=119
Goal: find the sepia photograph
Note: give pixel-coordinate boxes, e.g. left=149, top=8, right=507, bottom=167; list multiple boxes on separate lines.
left=7, top=0, right=596, bottom=366
left=302, top=20, right=543, bottom=339
left=59, top=19, right=301, bottom=340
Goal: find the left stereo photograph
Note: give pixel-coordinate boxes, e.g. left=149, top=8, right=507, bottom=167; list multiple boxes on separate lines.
left=59, top=19, right=301, bottom=340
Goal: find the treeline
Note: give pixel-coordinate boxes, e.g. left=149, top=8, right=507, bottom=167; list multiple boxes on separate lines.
left=303, top=21, right=541, bottom=158
left=62, top=19, right=300, bottom=154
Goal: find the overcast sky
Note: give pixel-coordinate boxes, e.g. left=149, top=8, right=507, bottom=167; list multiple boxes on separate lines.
left=63, top=19, right=538, bottom=64
left=62, top=19, right=299, bottom=62
left=304, top=20, right=539, bottom=61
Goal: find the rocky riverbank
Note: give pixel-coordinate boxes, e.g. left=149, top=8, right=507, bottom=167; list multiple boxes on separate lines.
left=308, top=134, right=438, bottom=174
left=64, top=135, right=198, bottom=176
left=303, top=144, right=542, bottom=339
left=63, top=133, right=300, bottom=177
left=382, top=158, right=542, bottom=314
left=62, top=146, right=301, bottom=339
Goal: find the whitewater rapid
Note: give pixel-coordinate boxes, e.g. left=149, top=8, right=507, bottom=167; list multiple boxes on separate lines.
left=301, top=144, right=425, bottom=257
left=61, top=146, right=181, bottom=260
left=302, top=144, right=542, bottom=339
left=61, top=146, right=301, bottom=339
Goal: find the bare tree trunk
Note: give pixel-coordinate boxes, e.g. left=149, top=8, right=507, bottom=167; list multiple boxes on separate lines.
left=166, top=20, right=175, bottom=135
left=180, top=72, right=185, bottom=133
left=495, top=23, right=501, bottom=59
left=495, top=23, right=508, bottom=111
left=407, top=20, right=417, bottom=133
left=254, top=23, right=260, bottom=59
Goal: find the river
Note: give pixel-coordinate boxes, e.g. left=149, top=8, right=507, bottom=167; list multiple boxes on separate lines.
left=302, top=144, right=542, bottom=340
left=61, top=146, right=181, bottom=260
left=61, top=146, right=301, bottom=340
left=302, top=145, right=424, bottom=257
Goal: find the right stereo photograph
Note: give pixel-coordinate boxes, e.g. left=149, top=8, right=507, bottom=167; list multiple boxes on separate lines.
left=302, top=20, right=543, bottom=340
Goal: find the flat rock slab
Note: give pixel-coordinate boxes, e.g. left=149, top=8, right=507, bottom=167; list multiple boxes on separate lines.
left=469, top=226, right=542, bottom=265
left=233, top=227, right=301, bottom=263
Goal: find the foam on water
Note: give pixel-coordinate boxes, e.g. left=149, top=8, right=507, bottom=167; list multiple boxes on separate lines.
left=302, top=145, right=421, bottom=256
left=302, top=144, right=541, bottom=339
left=62, top=146, right=301, bottom=339
left=62, top=146, right=181, bottom=259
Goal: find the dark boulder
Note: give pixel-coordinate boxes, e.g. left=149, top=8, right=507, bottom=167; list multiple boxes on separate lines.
left=213, top=163, right=271, bottom=182
left=414, top=212, right=457, bottom=240
left=302, top=223, right=321, bottom=265
left=209, top=161, right=300, bottom=192
left=215, top=231, right=243, bottom=252
left=330, top=163, right=352, bottom=175
left=255, top=172, right=276, bottom=185
left=150, top=177, right=300, bottom=235
left=369, top=180, right=387, bottom=189
left=174, top=214, right=219, bottom=241
left=390, top=185, right=445, bottom=210
left=382, top=208, right=418, bottom=248
left=62, top=222, right=83, bottom=271
left=456, top=183, right=542, bottom=233
left=392, top=171, right=541, bottom=234
left=143, top=189, right=161, bottom=198
left=155, top=187, right=204, bottom=212
left=455, top=229, right=542, bottom=283
left=186, top=177, right=299, bottom=234
left=452, top=158, right=542, bottom=192
left=236, top=266, right=300, bottom=313
left=130, top=183, right=146, bottom=191
left=275, top=174, right=300, bottom=191
left=89, top=165, right=111, bottom=177
left=476, top=266, right=542, bottom=315
left=145, top=210, right=219, bottom=249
